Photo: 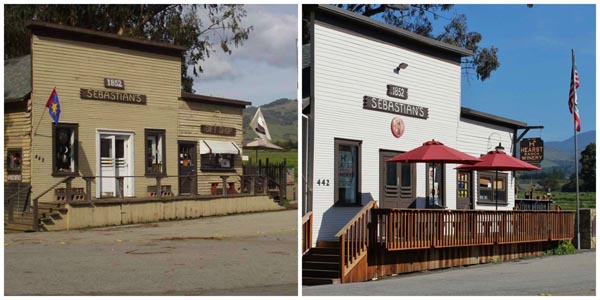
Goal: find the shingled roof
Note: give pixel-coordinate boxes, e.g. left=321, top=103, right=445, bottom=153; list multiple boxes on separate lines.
left=4, top=55, right=31, bottom=103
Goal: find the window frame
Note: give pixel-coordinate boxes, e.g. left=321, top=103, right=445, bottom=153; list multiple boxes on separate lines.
left=425, top=163, right=445, bottom=208
left=144, top=129, right=167, bottom=176
left=52, top=122, right=79, bottom=177
left=6, top=148, right=23, bottom=174
left=334, top=138, right=362, bottom=207
left=477, top=171, right=508, bottom=205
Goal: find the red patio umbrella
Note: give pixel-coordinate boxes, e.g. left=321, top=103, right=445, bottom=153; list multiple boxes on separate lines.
left=387, top=140, right=481, bottom=207
left=456, top=143, right=540, bottom=210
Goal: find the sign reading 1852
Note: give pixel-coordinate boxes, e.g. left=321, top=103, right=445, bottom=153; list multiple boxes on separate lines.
left=104, top=78, right=125, bottom=90
left=387, top=84, right=408, bottom=100
left=520, top=138, right=544, bottom=166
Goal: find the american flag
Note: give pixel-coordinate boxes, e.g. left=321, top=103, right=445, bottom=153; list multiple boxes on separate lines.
left=569, top=50, right=581, bottom=132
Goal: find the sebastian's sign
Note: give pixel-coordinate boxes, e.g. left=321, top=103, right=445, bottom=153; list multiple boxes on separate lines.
left=201, top=125, right=236, bottom=136
left=363, top=95, right=429, bottom=119
left=80, top=89, right=147, bottom=105
left=520, top=138, right=544, bottom=166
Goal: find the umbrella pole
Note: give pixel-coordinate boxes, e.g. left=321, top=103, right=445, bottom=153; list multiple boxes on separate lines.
left=495, top=169, right=498, bottom=211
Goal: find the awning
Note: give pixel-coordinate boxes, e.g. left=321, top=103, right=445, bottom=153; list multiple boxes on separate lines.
left=200, top=140, right=241, bottom=155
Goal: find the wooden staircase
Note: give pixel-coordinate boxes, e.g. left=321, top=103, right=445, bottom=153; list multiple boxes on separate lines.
left=4, top=211, right=35, bottom=233
left=302, top=241, right=341, bottom=285
left=37, top=202, right=68, bottom=231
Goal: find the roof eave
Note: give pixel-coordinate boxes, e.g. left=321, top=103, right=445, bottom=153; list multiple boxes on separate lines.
left=314, top=5, right=473, bottom=57
left=461, top=107, right=527, bottom=129
left=180, top=92, right=251, bottom=108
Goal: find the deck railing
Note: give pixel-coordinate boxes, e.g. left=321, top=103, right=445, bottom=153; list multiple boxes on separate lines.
left=335, top=200, right=376, bottom=279
left=373, top=209, right=575, bottom=251
left=302, top=211, right=313, bottom=254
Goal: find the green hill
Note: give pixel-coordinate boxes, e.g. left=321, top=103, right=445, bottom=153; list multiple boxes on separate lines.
left=243, top=98, right=298, bottom=145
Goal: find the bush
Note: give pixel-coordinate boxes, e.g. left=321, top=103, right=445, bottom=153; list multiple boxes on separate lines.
left=546, top=240, right=577, bottom=255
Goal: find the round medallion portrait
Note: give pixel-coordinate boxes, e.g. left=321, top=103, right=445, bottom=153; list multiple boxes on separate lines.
left=391, top=116, right=405, bottom=138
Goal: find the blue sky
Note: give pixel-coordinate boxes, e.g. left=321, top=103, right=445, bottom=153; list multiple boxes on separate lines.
left=439, top=4, right=596, bottom=141
left=192, top=5, right=297, bottom=106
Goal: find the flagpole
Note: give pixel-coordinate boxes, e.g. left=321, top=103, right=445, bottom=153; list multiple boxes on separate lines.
left=572, top=49, right=580, bottom=250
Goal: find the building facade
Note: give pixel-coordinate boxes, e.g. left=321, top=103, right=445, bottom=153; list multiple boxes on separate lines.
left=303, top=5, right=528, bottom=243
left=4, top=22, right=282, bottom=231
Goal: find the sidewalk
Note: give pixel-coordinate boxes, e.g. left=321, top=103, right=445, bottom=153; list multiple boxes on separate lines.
left=5, top=210, right=298, bottom=296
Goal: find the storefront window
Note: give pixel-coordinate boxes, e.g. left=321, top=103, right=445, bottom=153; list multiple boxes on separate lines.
left=52, top=123, right=78, bottom=176
left=6, top=148, right=22, bottom=174
left=201, top=153, right=235, bottom=171
left=478, top=171, right=507, bottom=204
left=335, top=139, right=361, bottom=205
left=426, top=163, right=444, bottom=208
left=145, top=129, right=166, bottom=175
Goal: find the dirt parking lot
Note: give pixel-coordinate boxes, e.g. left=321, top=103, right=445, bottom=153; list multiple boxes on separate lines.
left=5, top=210, right=298, bottom=296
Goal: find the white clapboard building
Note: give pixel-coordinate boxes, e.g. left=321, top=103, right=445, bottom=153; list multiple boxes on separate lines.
left=302, top=5, right=530, bottom=243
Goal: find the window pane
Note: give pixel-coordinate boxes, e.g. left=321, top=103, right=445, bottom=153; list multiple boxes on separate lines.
left=338, top=144, right=358, bottom=204
left=385, top=162, right=397, bottom=186
left=100, top=138, right=111, bottom=158
left=55, top=127, right=75, bottom=172
left=145, top=131, right=165, bottom=174
left=480, top=177, right=492, bottom=188
left=115, top=139, right=125, bottom=159
left=400, top=164, right=411, bottom=187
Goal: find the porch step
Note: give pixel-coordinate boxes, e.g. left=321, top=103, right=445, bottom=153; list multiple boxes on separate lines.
left=4, top=222, right=34, bottom=232
left=302, top=277, right=341, bottom=286
left=302, top=245, right=342, bottom=286
left=303, top=269, right=340, bottom=279
left=303, top=261, right=340, bottom=271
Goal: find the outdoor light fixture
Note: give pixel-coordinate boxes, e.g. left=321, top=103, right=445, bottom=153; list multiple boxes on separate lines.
left=495, top=143, right=505, bottom=151
left=393, top=62, right=408, bottom=74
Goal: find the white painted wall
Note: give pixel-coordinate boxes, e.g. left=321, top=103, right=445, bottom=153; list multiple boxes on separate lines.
left=310, top=22, right=520, bottom=243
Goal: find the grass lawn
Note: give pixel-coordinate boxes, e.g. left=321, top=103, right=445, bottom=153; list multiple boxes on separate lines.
left=549, top=192, right=596, bottom=210
left=243, top=149, right=298, bottom=183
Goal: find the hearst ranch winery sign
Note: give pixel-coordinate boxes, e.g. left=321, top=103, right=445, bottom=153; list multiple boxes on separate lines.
left=201, top=125, right=236, bottom=136
left=520, top=138, right=544, bottom=165
left=363, top=95, right=429, bottom=119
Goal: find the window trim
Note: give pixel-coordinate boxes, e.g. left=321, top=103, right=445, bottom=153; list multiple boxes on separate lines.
left=144, top=129, right=167, bottom=176
left=425, top=163, right=445, bottom=208
left=52, top=122, right=79, bottom=177
left=334, top=138, right=362, bottom=207
left=477, top=171, right=508, bottom=205
left=6, top=148, right=23, bottom=174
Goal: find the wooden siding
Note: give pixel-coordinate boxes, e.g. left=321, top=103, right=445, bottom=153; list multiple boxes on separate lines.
left=178, top=100, right=244, bottom=195
left=457, top=117, right=515, bottom=210
left=311, top=23, right=463, bottom=242
left=4, top=100, right=32, bottom=183
left=30, top=35, right=181, bottom=203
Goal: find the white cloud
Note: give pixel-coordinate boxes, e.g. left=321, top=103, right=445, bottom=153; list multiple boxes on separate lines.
left=193, top=5, right=297, bottom=82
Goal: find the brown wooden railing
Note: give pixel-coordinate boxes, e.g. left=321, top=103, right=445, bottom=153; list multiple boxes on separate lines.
left=335, top=200, right=376, bottom=279
left=302, top=211, right=313, bottom=255
left=373, top=209, right=575, bottom=251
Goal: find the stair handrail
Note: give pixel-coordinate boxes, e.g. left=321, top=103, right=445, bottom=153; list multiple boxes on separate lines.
left=31, top=176, right=75, bottom=231
left=335, top=200, right=376, bottom=282
left=302, top=211, right=313, bottom=254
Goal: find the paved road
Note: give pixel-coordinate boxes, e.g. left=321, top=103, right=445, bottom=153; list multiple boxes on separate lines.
left=304, top=250, right=596, bottom=296
left=5, top=210, right=298, bottom=296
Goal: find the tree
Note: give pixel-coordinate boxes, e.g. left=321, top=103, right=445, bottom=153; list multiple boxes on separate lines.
left=4, top=4, right=252, bottom=92
left=580, top=143, right=595, bottom=192
left=337, top=4, right=499, bottom=81
left=562, top=142, right=596, bottom=192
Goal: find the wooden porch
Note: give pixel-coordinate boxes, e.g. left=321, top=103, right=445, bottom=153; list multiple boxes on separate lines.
left=302, top=202, right=575, bottom=285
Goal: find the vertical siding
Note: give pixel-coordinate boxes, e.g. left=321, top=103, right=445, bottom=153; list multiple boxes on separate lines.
left=311, top=23, right=463, bottom=241
left=30, top=35, right=181, bottom=202
left=177, top=101, right=244, bottom=195
left=4, top=100, right=32, bottom=183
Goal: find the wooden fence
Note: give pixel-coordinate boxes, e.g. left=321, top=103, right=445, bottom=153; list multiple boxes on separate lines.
left=336, top=201, right=376, bottom=281
left=243, top=159, right=288, bottom=199
left=373, top=209, right=575, bottom=251
left=302, top=212, right=313, bottom=255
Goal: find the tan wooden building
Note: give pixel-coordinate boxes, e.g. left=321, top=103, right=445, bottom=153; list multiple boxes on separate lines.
left=5, top=22, right=281, bottom=231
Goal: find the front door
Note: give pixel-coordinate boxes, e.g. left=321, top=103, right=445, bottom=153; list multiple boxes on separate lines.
left=178, top=141, right=197, bottom=195
left=98, top=133, right=133, bottom=197
left=456, top=170, right=473, bottom=209
left=380, top=150, right=415, bottom=208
